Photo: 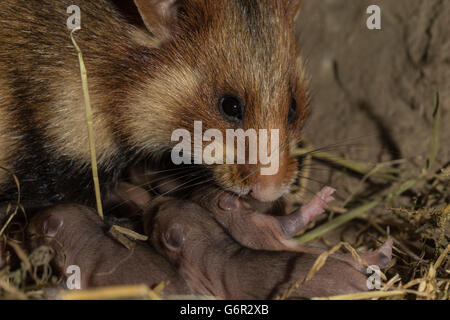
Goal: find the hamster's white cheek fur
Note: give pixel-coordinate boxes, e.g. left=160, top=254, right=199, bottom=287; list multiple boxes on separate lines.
left=124, top=65, right=202, bottom=151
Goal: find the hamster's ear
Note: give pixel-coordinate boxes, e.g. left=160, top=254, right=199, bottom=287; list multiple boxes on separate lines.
left=284, top=0, right=303, bottom=22
left=163, top=223, right=185, bottom=251
left=134, top=0, right=180, bottom=41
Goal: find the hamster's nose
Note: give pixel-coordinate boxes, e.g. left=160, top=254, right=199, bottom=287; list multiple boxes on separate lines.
left=247, top=149, right=291, bottom=202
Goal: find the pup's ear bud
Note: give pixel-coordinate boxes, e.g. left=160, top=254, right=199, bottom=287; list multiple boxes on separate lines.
left=163, top=223, right=185, bottom=251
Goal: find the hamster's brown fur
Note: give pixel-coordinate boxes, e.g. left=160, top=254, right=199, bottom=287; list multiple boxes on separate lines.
left=0, top=0, right=308, bottom=207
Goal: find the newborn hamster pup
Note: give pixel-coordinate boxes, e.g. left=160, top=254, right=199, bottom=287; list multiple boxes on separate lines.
left=146, top=199, right=392, bottom=299
left=0, top=0, right=308, bottom=207
left=193, top=186, right=337, bottom=252
left=27, top=204, right=190, bottom=295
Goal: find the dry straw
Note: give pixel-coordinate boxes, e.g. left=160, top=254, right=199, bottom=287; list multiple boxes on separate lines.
left=0, top=167, right=24, bottom=237
left=60, top=284, right=163, bottom=300
left=70, top=28, right=104, bottom=220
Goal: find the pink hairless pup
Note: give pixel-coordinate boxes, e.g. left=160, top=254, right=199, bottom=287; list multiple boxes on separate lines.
left=146, top=198, right=392, bottom=299
left=191, top=186, right=336, bottom=253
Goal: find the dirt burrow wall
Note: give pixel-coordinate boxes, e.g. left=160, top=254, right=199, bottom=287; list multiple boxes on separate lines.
left=295, top=0, right=449, bottom=198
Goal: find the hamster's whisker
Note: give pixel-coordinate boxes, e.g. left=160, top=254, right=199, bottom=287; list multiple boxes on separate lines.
left=197, top=184, right=228, bottom=204
left=295, top=175, right=329, bottom=186
left=136, top=166, right=209, bottom=190
left=151, top=176, right=215, bottom=203
left=140, top=165, right=199, bottom=175
left=297, top=135, right=388, bottom=158
left=177, top=178, right=216, bottom=196
left=104, top=166, right=212, bottom=214
left=104, top=173, right=196, bottom=214
left=297, top=165, right=337, bottom=172
left=149, top=168, right=210, bottom=191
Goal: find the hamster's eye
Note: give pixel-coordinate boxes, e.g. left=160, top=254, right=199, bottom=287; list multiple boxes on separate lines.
left=288, top=97, right=297, bottom=123
left=219, top=95, right=243, bottom=122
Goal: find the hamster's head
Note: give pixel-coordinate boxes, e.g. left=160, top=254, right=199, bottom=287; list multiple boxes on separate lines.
left=127, top=0, right=308, bottom=202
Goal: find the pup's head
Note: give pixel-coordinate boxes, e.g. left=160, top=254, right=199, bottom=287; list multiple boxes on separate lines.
left=126, top=0, right=308, bottom=202
left=145, top=198, right=222, bottom=265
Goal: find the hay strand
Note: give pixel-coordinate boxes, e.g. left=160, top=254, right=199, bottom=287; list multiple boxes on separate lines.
left=70, top=28, right=104, bottom=220
left=60, top=284, right=162, bottom=300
